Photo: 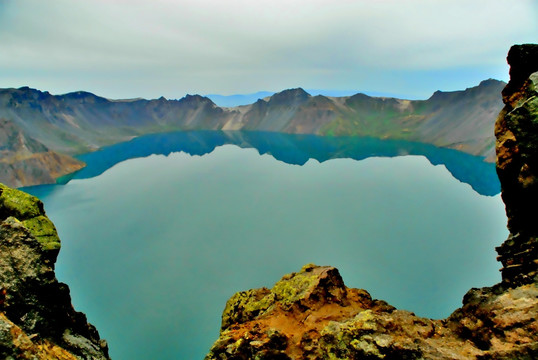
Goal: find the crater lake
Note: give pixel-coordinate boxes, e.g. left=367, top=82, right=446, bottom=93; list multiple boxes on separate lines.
left=24, top=131, right=508, bottom=360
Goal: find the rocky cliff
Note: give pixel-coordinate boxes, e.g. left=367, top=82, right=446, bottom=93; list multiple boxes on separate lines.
left=0, top=183, right=110, bottom=359
left=0, top=78, right=504, bottom=187
left=205, top=44, right=538, bottom=360
left=495, top=44, right=538, bottom=286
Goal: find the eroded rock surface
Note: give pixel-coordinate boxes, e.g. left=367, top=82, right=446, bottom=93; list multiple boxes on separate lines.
left=206, top=44, right=538, bottom=360
left=206, top=265, right=538, bottom=360
left=495, top=44, right=538, bottom=285
left=0, top=183, right=109, bottom=359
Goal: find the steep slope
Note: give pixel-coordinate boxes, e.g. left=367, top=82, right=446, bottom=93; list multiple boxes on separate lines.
left=416, top=79, right=504, bottom=160
left=205, top=44, right=538, bottom=360
left=0, top=118, right=85, bottom=187
left=0, top=183, right=110, bottom=359
left=320, top=79, right=505, bottom=160
left=0, top=88, right=232, bottom=155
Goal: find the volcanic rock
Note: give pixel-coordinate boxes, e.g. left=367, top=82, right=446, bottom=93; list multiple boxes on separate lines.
left=0, top=183, right=109, bottom=359
left=495, top=44, right=538, bottom=285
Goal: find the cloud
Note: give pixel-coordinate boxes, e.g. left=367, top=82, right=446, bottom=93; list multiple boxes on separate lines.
left=0, top=0, right=536, bottom=98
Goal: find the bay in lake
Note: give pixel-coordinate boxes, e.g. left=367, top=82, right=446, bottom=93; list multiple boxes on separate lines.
left=24, top=131, right=508, bottom=360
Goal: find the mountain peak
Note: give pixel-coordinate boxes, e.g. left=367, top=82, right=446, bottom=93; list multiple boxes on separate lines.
left=59, top=90, right=109, bottom=104
left=4, top=86, right=54, bottom=102
left=428, top=79, right=506, bottom=101
left=179, top=94, right=217, bottom=107
left=268, top=87, right=310, bottom=106
left=478, top=78, right=505, bottom=87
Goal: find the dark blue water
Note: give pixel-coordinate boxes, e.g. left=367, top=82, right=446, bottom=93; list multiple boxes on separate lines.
left=23, top=131, right=507, bottom=360
left=31, top=131, right=499, bottom=197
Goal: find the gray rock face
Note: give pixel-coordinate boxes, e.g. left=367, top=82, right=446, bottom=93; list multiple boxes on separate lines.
left=0, top=184, right=109, bottom=359
left=495, top=44, right=538, bottom=285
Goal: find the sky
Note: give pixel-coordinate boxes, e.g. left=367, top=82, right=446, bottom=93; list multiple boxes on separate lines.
left=0, top=0, right=536, bottom=100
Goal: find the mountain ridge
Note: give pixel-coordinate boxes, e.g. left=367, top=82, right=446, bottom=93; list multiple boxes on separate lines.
left=0, top=79, right=505, bottom=187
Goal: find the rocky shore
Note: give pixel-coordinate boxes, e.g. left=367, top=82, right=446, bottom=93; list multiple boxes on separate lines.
left=205, top=44, right=538, bottom=360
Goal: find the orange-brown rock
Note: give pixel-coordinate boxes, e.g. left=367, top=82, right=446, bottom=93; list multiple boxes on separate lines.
left=205, top=265, right=538, bottom=359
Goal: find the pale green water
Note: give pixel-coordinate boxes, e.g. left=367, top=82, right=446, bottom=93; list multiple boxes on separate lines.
left=26, top=134, right=508, bottom=359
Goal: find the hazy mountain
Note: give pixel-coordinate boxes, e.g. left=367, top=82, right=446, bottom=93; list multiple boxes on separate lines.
left=323, top=79, right=504, bottom=161
left=0, top=79, right=505, bottom=187
left=206, top=90, right=415, bottom=107
left=205, top=91, right=274, bottom=107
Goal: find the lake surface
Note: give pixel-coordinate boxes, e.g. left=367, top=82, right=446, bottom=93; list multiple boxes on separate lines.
left=24, top=131, right=508, bottom=360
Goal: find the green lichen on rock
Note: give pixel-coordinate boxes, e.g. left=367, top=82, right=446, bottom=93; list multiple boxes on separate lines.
left=271, top=264, right=324, bottom=307
left=0, top=183, right=110, bottom=359
left=0, top=183, right=60, bottom=252
left=21, top=215, right=61, bottom=251
left=0, top=183, right=43, bottom=220
left=315, top=310, right=423, bottom=360
left=221, top=264, right=348, bottom=331
left=221, top=287, right=272, bottom=330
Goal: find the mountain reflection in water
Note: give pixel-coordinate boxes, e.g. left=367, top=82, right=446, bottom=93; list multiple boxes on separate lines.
left=48, top=131, right=499, bottom=196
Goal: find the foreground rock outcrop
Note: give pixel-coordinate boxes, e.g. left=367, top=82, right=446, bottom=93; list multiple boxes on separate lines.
left=495, top=44, right=538, bottom=286
left=206, top=265, right=537, bottom=360
left=205, top=44, right=538, bottom=360
left=0, top=183, right=110, bottom=359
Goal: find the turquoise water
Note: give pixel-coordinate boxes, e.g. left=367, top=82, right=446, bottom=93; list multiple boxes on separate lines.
left=25, top=131, right=508, bottom=360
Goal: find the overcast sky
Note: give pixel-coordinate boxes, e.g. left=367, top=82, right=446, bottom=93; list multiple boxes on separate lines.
left=0, top=0, right=536, bottom=100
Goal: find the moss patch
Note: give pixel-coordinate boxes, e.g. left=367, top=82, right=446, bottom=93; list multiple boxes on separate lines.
left=221, top=288, right=273, bottom=329
left=0, top=183, right=60, bottom=251
left=21, top=215, right=61, bottom=250
left=0, top=183, right=44, bottom=220
left=271, top=267, right=320, bottom=306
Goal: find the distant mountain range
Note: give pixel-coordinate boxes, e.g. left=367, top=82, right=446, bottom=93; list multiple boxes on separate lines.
left=0, top=79, right=505, bottom=187
left=205, top=90, right=413, bottom=107
left=205, top=91, right=275, bottom=107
